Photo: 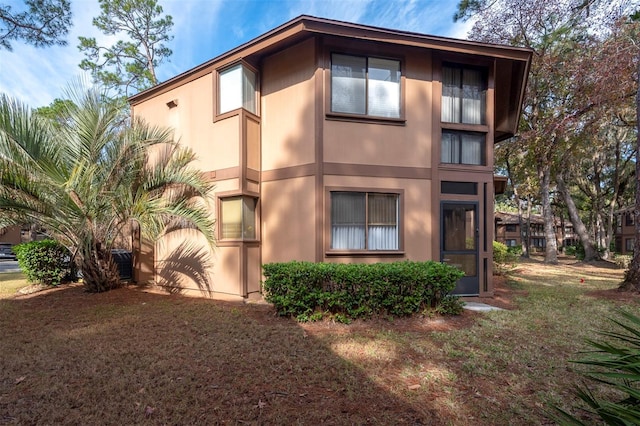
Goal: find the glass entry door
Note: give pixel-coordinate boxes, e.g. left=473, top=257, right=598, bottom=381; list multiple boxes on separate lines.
left=441, top=202, right=479, bottom=295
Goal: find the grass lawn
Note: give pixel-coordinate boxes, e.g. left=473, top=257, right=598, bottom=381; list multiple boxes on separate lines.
left=0, top=272, right=27, bottom=298
left=1, top=257, right=639, bottom=424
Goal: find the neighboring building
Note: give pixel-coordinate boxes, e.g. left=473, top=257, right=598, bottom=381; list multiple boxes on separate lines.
left=129, top=16, right=532, bottom=299
left=494, top=211, right=576, bottom=251
left=0, top=226, right=21, bottom=245
left=614, top=207, right=635, bottom=254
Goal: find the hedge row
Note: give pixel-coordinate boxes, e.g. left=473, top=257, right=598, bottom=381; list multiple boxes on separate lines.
left=262, top=261, right=465, bottom=321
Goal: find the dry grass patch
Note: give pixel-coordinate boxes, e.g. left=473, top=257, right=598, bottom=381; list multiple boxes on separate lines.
left=0, top=256, right=639, bottom=424
left=0, top=272, right=27, bottom=298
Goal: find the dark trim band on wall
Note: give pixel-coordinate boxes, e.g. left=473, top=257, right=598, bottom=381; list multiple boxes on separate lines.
left=261, top=163, right=433, bottom=182
left=246, top=168, right=260, bottom=182
left=262, top=163, right=316, bottom=182
left=204, top=167, right=240, bottom=181
left=324, top=163, right=431, bottom=179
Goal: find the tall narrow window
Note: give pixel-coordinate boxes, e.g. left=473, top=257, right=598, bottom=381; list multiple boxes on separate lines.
left=221, top=196, right=257, bottom=240
left=442, top=65, right=486, bottom=124
left=331, top=192, right=366, bottom=250
left=331, top=54, right=401, bottom=118
left=219, top=64, right=257, bottom=115
left=331, top=192, right=399, bottom=250
left=367, top=193, right=399, bottom=250
left=331, top=54, right=366, bottom=115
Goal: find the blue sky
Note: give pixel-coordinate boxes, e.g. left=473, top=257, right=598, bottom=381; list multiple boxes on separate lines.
left=0, top=0, right=473, bottom=108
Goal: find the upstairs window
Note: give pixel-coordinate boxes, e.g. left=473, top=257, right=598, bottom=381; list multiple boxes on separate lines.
left=441, top=131, right=485, bottom=165
left=331, top=54, right=401, bottom=118
left=442, top=64, right=486, bottom=125
left=331, top=192, right=399, bottom=251
left=219, top=64, right=257, bottom=115
left=626, top=212, right=635, bottom=227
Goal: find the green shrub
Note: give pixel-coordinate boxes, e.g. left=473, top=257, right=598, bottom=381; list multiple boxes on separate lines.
left=507, top=245, right=523, bottom=256
left=262, top=261, right=464, bottom=321
left=13, top=240, right=73, bottom=286
left=493, top=241, right=510, bottom=264
left=493, top=241, right=517, bottom=275
left=565, top=245, right=577, bottom=256
left=613, top=254, right=632, bottom=269
left=436, top=294, right=465, bottom=315
left=552, top=309, right=640, bottom=424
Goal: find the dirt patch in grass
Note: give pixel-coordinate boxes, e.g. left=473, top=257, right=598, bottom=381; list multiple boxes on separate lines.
left=0, top=259, right=637, bottom=424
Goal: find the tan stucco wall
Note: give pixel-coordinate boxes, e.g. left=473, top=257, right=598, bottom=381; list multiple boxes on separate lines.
left=261, top=176, right=316, bottom=264
left=261, top=38, right=317, bottom=170
left=132, top=73, right=241, bottom=173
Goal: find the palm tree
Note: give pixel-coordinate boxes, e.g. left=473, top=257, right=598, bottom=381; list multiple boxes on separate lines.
left=0, top=87, right=215, bottom=292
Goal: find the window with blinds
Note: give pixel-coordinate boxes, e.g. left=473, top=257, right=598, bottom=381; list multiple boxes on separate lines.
left=441, top=131, right=485, bottom=165
left=331, top=192, right=399, bottom=251
left=441, top=65, right=486, bottom=125
left=220, top=196, right=257, bottom=240
left=331, top=54, right=401, bottom=119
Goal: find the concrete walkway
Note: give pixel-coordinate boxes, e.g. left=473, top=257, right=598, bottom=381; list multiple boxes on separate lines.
left=463, top=302, right=504, bottom=312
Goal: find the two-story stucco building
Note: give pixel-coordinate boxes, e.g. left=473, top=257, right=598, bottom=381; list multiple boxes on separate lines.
left=129, top=15, right=532, bottom=300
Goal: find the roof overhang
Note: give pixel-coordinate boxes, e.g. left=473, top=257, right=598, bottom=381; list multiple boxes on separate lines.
left=494, top=175, right=508, bottom=195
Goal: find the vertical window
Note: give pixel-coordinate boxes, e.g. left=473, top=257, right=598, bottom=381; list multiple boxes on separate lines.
left=626, top=238, right=635, bottom=252
left=219, top=64, right=257, bottom=115
left=626, top=212, right=635, bottom=226
left=331, top=54, right=401, bottom=118
left=441, top=131, right=485, bottom=165
left=442, top=65, right=486, bottom=124
left=221, top=196, right=256, bottom=240
left=331, top=192, right=399, bottom=250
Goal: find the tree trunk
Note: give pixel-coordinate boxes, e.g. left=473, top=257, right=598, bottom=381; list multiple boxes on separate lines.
left=620, top=52, right=640, bottom=291
left=80, top=242, right=121, bottom=293
left=539, top=163, right=558, bottom=264
left=525, top=196, right=532, bottom=257
left=505, top=148, right=529, bottom=257
left=29, top=223, right=38, bottom=241
left=557, top=172, right=598, bottom=261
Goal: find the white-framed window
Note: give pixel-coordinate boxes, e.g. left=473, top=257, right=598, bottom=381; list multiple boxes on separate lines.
left=441, top=130, right=485, bottom=165
left=331, top=192, right=399, bottom=250
left=220, top=196, right=257, bottom=240
left=506, top=239, right=517, bottom=247
left=442, top=64, right=486, bottom=124
left=331, top=54, right=401, bottom=118
left=218, top=64, right=257, bottom=115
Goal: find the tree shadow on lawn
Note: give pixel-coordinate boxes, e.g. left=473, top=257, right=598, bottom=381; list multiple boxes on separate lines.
left=0, top=285, right=479, bottom=425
